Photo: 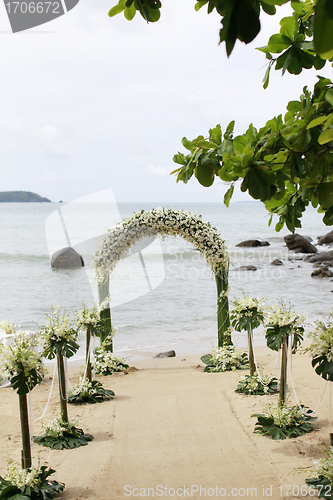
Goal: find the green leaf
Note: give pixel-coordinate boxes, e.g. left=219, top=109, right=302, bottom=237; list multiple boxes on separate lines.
left=209, top=124, right=222, bottom=145
left=307, top=115, right=328, bottom=129
left=325, top=89, right=333, bottom=106
left=314, top=0, right=333, bottom=57
left=223, top=185, right=234, bottom=207
left=181, top=137, right=193, bottom=151
left=263, top=63, right=271, bottom=89
left=318, top=127, right=333, bottom=144
left=124, top=4, right=136, bottom=19
left=323, top=206, right=333, bottom=226
left=108, top=0, right=126, bottom=17
left=261, top=2, right=276, bottom=16
left=237, top=0, right=260, bottom=44
left=195, top=162, right=214, bottom=187
left=266, top=33, right=292, bottom=53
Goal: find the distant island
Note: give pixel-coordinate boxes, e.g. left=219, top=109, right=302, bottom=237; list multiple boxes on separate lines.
left=0, top=191, right=51, bottom=202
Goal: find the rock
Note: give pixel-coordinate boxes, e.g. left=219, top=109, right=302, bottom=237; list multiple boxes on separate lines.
left=313, top=262, right=324, bottom=268
left=305, top=251, right=333, bottom=264
left=318, top=230, right=333, bottom=245
left=153, top=350, right=176, bottom=358
left=51, top=247, right=84, bottom=269
left=311, top=267, right=333, bottom=278
left=271, top=259, right=283, bottom=266
left=236, top=239, right=270, bottom=247
left=240, top=265, right=258, bottom=271
left=284, top=234, right=318, bottom=254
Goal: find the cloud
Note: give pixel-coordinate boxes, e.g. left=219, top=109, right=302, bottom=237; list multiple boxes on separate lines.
left=28, top=125, right=68, bottom=157
left=144, top=165, right=170, bottom=177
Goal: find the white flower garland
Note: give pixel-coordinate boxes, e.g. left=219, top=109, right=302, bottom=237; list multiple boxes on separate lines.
left=92, top=207, right=229, bottom=281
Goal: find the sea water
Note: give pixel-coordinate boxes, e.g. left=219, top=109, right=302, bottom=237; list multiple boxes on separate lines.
left=0, top=201, right=332, bottom=358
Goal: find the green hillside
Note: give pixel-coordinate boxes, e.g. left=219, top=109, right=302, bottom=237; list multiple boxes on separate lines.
left=0, top=191, right=51, bottom=202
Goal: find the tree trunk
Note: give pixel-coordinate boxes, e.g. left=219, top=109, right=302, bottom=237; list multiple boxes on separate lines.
left=19, top=393, right=31, bottom=469
left=86, top=328, right=92, bottom=382
left=279, top=336, right=288, bottom=408
left=57, top=353, right=68, bottom=422
left=98, top=276, right=113, bottom=352
left=215, top=268, right=231, bottom=348
left=248, top=325, right=256, bottom=376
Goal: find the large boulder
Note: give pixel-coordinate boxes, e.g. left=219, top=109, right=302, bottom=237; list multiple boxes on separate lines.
left=284, top=234, right=317, bottom=254
left=51, top=247, right=84, bottom=269
left=311, top=267, right=333, bottom=278
left=154, top=350, right=176, bottom=358
left=236, top=239, right=270, bottom=247
left=317, top=230, right=333, bottom=246
left=305, top=250, right=333, bottom=264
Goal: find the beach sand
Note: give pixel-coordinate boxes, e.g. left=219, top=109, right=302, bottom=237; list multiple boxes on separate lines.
left=0, top=344, right=331, bottom=500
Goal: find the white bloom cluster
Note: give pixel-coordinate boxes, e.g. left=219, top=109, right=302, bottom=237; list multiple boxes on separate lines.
left=208, top=346, right=247, bottom=372
left=93, top=349, right=128, bottom=375
left=40, top=307, right=78, bottom=345
left=5, top=460, right=42, bottom=489
left=265, top=302, right=304, bottom=330
left=306, top=313, right=333, bottom=362
left=231, top=293, right=266, bottom=319
left=41, top=418, right=78, bottom=438
left=0, top=333, right=45, bottom=386
left=70, top=377, right=97, bottom=396
left=92, top=208, right=228, bottom=281
left=238, top=372, right=270, bottom=394
left=0, top=320, right=14, bottom=335
left=263, top=403, right=305, bottom=429
left=75, top=305, right=101, bottom=330
left=314, top=446, right=333, bottom=483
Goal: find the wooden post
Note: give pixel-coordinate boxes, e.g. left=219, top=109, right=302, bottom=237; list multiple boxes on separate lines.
left=279, top=336, right=288, bottom=408
left=57, top=353, right=68, bottom=422
left=98, top=275, right=113, bottom=352
left=215, top=267, right=231, bottom=348
left=248, top=324, right=256, bottom=376
left=19, top=393, right=32, bottom=469
left=86, top=328, right=92, bottom=382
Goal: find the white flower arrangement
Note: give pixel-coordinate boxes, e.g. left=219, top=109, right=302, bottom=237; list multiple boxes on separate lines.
left=5, top=460, right=42, bottom=489
left=231, top=294, right=266, bottom=320
left=93, top=348, right=129, bottom=375
left=265, top=302, right=304, bottom=330
left=75, top=305, right=100, bottom=329
left=0, top=321, right=14, bottom=336
left=311, top=446, right=333, bottom=484
left=92, top=208, right=229, bottom=283
left=201, top=346, right=248, bottom=372
left=236, top=372, right=278, bottom=395
left=306, top=313, right=333, bottom=362
left=263, top=403, right=305, bottom=429
left=40, top=417, right=78, bottom=439
left=0, top=333, right=45, bottom=390
left=40, top=306, right=78, bottom=345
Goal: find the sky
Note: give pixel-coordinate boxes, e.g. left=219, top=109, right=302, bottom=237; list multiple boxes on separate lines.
left=1, top=0, right=332, bottom=203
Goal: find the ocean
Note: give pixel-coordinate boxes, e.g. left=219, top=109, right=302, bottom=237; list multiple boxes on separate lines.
left=0, top=200, right=332, bottom=359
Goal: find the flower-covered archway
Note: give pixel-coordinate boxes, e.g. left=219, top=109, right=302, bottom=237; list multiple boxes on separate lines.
left=92, top=208, right=231, bottom=350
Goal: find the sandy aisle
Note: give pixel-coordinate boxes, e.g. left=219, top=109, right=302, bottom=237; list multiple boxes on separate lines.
left=0, top=346, right=331, bottom=499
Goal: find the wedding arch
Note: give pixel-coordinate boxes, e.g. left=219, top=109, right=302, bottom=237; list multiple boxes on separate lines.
left=92, top=207, right=231, bottom=350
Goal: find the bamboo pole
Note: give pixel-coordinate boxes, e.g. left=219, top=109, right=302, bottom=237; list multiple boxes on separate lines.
left=215, top=267, right=231, bottom=348
left=57, top=353, right=68, bottom=422
left=19, top=393, right=32, bottom=469
left=248, top=324, right=256, bottom=376
left=279, top=336, right=289, bottom=407
left=86, top=328, right=92, bottom=382
left=98, top=275, right=113, bottom=352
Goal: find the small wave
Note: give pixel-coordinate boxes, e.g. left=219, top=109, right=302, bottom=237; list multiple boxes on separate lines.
left=0, top=252, right=50, bottom=263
